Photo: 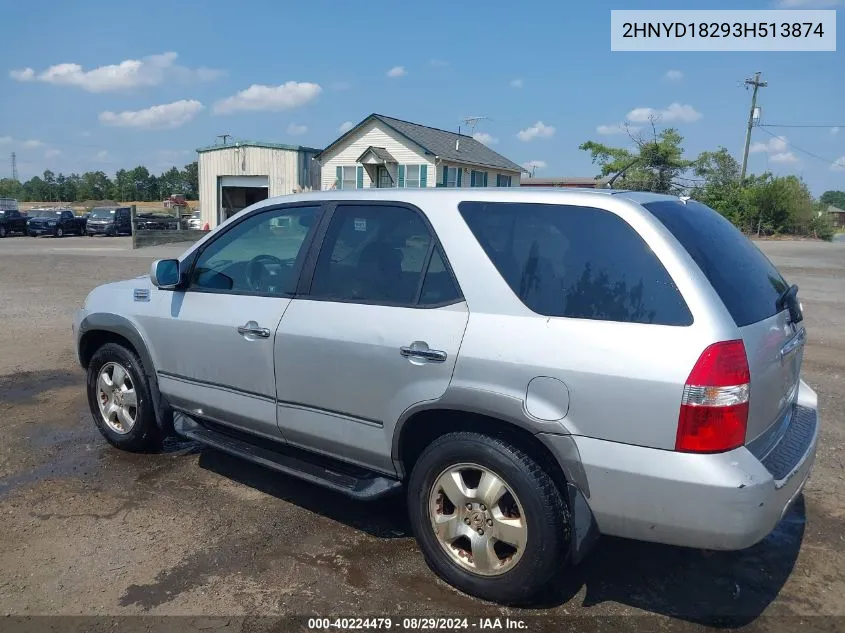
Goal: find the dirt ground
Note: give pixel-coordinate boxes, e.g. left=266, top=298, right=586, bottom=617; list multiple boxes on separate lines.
left=0, top=236, right=843, bottom=631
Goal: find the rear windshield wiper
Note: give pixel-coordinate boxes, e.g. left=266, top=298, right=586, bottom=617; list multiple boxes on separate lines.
left=776, top=284, right=803, bottom=324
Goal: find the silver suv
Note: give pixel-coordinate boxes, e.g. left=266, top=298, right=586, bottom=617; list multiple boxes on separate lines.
left=73, top=189, right=819, bottom=605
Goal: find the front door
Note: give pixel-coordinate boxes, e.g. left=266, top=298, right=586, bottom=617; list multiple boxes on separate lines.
left=147, top=203, right=323, bottom=439
left=274, top=202, right=468, bottom=473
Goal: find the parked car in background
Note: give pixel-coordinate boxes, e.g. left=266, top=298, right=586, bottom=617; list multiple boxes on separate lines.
left=86, top=207, right=132, bottom=236
left=73, top=188, right=819, bottom=605
left=0, top=208, right=27, bottom=237
left=27, top=208, right=86, bottom=237
left=187, top=211, right=202, bottom=230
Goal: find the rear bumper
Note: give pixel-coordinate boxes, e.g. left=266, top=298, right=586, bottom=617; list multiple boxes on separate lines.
left=570, top=397, right=819, bottom=551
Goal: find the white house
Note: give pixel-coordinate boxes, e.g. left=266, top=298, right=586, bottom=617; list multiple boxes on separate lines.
left=197, top=141, right=321, bottom=229
left=315, top=114, right=524, bottom=191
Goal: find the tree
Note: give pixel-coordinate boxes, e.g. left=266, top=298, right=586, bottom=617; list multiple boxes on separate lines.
left=580, top=120, right=693, bottom=194
left=182, top=161, right=199, bottom=199
left=690, top=147, right=749, bottom=228
left=0, top=178, right=23, bottom=199
left=820, top=190, right=845, bottom=210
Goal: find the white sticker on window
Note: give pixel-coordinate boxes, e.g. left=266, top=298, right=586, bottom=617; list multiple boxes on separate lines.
left=354, top=218, right=367, bottom=232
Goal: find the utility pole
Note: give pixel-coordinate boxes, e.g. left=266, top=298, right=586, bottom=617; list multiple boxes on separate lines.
left=11, top=152, right=18, bottom=182
left=740, top=72, right=767, bottom=182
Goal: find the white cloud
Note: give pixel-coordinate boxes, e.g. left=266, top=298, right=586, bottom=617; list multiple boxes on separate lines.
left=665, top=70, right=684, bottom=81
left=99, top=99, right=204, bottom=129
left=472, top=132, right=498, bottom=146
left=45, top=149, right=61, bottom=158
left=213, top=82, right=322, bottom=114
left=517, top=121, right=555, bottom=142
left=831, top=157, right=845, bottom=171
left=627, top=103, right=702, bottom=123
left=0, top=136, right=12, bottom=144
left=0, top=136, right=43, bottom=147
left=338, top=121, right=354, bottom=133
left=750, top=136, right=788, bottom=154
left=287, top=123, right=307, bottom=136
left=775, top=0, right=841, bottom=7
left=596, top=122, right=641, bottom=135
left=510, top=78, right=523, bottom=88
left=10, top=52, right=222, bottom=93
left=96, top=150, right=109, bottom=160
left=386, top=66, right=406, bottom=78
left=10, top=68, right=34, bottom=81
left=23, top=139, right=43, bottom=148
left=770, top=151, right=798, bottom=163
left=523, top=160, right=547, bottom=172
left=831, top=126, right=840, bottom=135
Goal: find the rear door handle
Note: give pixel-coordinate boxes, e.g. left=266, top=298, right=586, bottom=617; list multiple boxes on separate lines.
left=237, top=321, right=271, bottom=338
left=400, top=343, right=447, bottom=363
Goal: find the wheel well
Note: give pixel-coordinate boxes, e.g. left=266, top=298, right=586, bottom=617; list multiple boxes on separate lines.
left=78, top=330, right=138, bottom=370
left=397, top=409, right=569, bottom=494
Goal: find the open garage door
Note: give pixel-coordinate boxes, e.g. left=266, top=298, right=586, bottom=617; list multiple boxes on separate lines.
left=219, top=176, right=269, bottom=223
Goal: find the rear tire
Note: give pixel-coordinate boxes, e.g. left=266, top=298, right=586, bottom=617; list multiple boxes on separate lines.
left=55, top=226, right=64, bottom=238
left=86, top=343, right=162, bottom=453
left=407, top=432, right=571, bottom=605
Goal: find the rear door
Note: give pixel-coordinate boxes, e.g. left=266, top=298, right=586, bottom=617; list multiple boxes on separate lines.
left=274, top=202, right=468, bottom=473
left=645, top=200, right=805, bottom=444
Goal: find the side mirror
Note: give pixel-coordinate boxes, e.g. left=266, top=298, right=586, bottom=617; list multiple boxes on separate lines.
left=150, top=259, right=181, bottom=289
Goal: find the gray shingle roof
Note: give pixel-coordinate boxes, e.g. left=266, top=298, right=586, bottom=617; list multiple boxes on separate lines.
left=318, top=114, right=525, bottom=173
left=357, top=146, right=397, bottom=163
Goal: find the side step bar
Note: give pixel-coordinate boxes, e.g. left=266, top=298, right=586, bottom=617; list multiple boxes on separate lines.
left=173, top=413, right=402, bottom=501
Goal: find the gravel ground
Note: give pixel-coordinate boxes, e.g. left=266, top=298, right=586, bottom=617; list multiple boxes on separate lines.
left=0, top=235, right=843, bottom=632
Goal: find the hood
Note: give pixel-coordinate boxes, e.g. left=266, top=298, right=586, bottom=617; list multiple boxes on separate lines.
left=27, top=216, right=56, bottom=224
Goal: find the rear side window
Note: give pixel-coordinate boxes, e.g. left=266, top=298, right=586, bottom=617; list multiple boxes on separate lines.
left=459, top=202, right=692, bottom=325
left=645, top=200, right=788, bottom=327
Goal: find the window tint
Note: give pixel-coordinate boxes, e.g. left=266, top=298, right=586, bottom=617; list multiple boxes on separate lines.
left=419, top=246, right=461, bottom=306
left=310, top=205, right=434, bottom=305
left=645, top=200, right=788, bottom=327
left=459, top=202, right=693, bottom=325
left=190, top=205, right=320, bottom=295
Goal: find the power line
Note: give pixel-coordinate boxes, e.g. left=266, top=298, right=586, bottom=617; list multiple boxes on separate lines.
left=11, top=152, right=18, bottom=182
left=760, top=123, right=844, bottom=129
left=757, top=126, right=840, bottom=167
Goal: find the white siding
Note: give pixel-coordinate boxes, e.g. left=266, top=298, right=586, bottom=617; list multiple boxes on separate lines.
left=198, top=146, right=319, bottom=228
left=435, top=161, right=522, bottom=188
left=319, top=120, right=437, bottom=190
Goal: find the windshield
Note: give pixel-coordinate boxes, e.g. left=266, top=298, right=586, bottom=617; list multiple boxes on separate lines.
left=28, top=210, right=62, bottom=218
left=89, top=207, right=116, bottom=219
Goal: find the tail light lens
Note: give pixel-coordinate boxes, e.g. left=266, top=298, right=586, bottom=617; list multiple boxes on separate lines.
left=676, top=340, right=750, bottom=453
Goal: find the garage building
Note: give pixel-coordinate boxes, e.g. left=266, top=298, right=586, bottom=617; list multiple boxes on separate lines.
left=197, top=141, right=321, bottom=229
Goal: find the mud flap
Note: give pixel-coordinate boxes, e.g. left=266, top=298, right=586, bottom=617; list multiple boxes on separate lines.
left=567, top=482, right=600, bottom=565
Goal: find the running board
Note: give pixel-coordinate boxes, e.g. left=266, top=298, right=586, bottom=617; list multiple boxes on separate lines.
left=173, top=413, right=402, bottom=501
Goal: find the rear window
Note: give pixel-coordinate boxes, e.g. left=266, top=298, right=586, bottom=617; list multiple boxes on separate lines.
left=458, top=201, right=693, bottom=326
left=644, top=200, right=788, bottom=327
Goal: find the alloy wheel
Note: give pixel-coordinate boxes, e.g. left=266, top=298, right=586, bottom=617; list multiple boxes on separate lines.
left=96, top=362, right=138, bottom=434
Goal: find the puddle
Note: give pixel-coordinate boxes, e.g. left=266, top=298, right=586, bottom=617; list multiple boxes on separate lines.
left=0, top=368, right=82, bottom=405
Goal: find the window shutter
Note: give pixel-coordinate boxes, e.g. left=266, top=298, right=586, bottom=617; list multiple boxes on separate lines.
left=483, top=172, right=488, bottom=187
left=398, top=165, right=405, bottom=188
left=441, top=166, right=448, bottom=187
left=356, top=166, right=364, bottom=189
left=456, top=168, right=462, bottom=187
left=420, top=165, right=428, bottom=187
left=335, top=166, right=342, bottom=189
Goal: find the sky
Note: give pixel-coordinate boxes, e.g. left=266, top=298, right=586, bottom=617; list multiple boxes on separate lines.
left=1, top=0, right=843, bottom=195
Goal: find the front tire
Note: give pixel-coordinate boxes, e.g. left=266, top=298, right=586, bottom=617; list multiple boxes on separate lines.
left=55, top=226, right=64, bottom=238
left=408, top=432, right=571, bottom=605
left=86, top=343, right=162, bottom=452
left=0, top=225, right=6, bottom=238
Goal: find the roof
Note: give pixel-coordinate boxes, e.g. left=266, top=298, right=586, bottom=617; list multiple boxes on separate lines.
left=826, top=205, right=845, bottom=214
left=521, top=177, right=606, bottom=186
left=196, top=140, right=322, bottom=154
left=357, top=146, right=397, bottom=163
left=316, top=114, right=525, bottom=173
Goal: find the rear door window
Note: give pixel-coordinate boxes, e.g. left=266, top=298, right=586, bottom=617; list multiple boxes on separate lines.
left=458, top=201, right=692, bottom=325
left=644, top=200, right=788, bottom=327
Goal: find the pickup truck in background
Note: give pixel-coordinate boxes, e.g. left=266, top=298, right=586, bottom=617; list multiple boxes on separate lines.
left=26, top=208, right=87, bottom=237
left=0, top=209, right=27, bottom=238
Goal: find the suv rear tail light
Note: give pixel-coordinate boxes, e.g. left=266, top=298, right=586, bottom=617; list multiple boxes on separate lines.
left=676, top=340, right=750, bottom=453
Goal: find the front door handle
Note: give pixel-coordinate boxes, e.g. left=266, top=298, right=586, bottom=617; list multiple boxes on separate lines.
left=400, top=342, right=447, bottom=363
left=237, top=321, right=271, bottom=338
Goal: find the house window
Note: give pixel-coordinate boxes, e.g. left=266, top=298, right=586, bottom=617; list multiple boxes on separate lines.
left=378, top=166, right=393, bottom=188
left=470, top=170, right=488, bottom=187
left=445, top=167, right=458, bottom=187
left=405, top=165, right=421, bottom=188
left=497, top=174, right=512, bottom=187
left=341, top=166, right=357, bottom=190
